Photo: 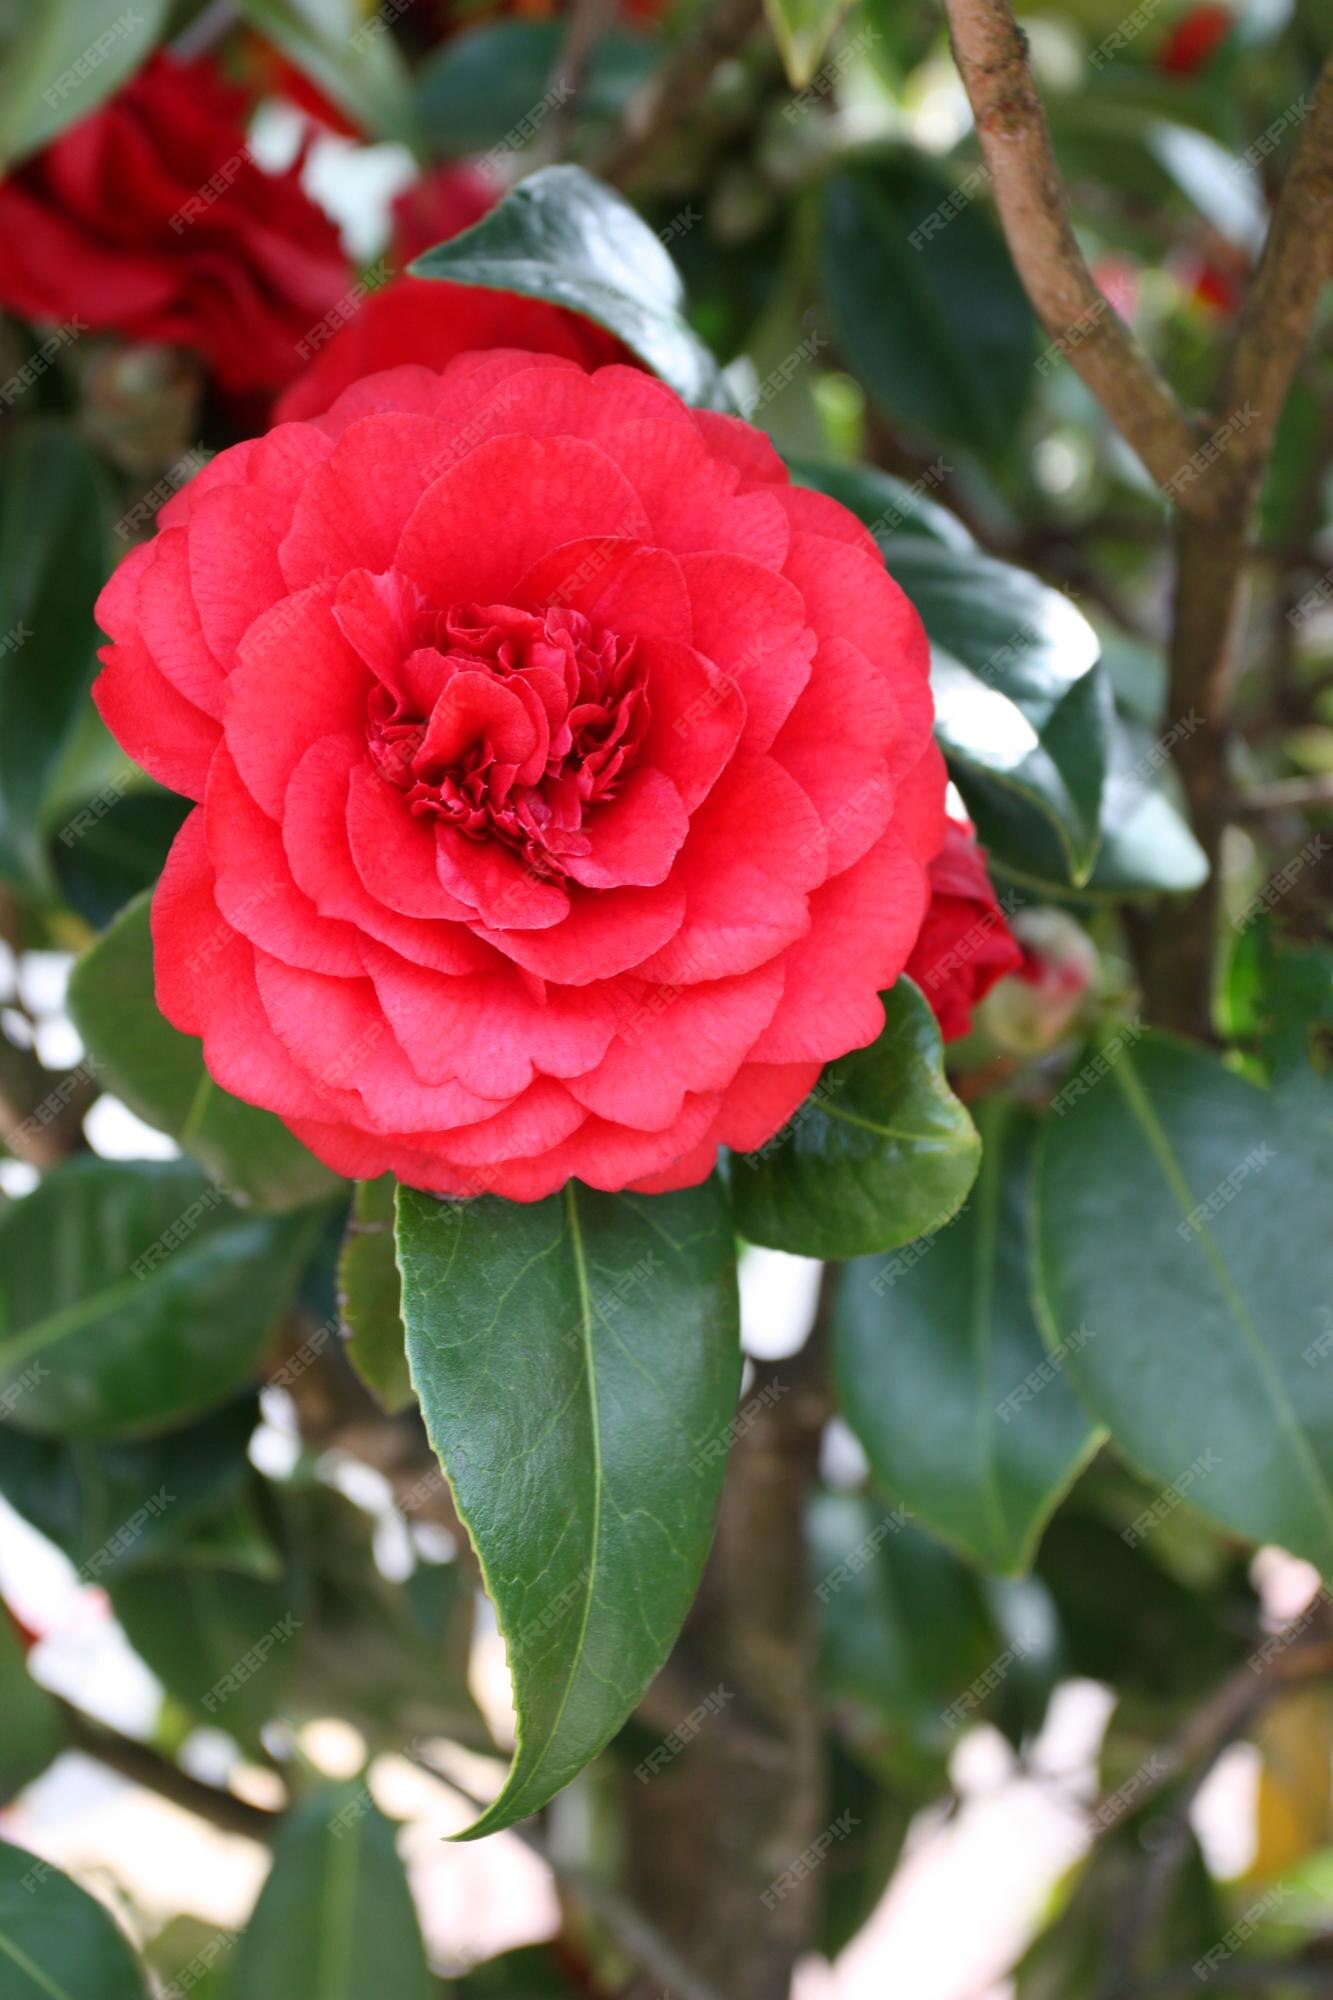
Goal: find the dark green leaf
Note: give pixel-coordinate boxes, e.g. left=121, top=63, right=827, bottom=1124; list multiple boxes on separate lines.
left=0, top=1399, right=256, bottom=1578
left=112, top=1558, right=302, bottom=1743
left=411, top=165, right=731, bottom=410
left=337, top=1177, right=412, bottom=1414
left=67, top=893, right=340, bottom=1214
left=1033, top=1032, right=1333, bottom=1572
left=835, top=1102, right=1101, bottom=1573
left=878, top=535, right=1112, bottom=884
left=0, top=1841, right=148, bottom=1999
left=0, top=1158, right=315, bottom=1439
left=416, top=20, right=658, bottom=158
left=50, top=784, right=190, bottom=929
left=0, top=1615, right=61, bottom=1801
left=0, top=423, right=111, bottom=890
left=808, top=1492, right=999, bottom=1771
left=731, top=978, right=980, bottom=1260
left=397, top=1175, right=741, bottom=1835
left=225, top=1783, right=432, bottom=2000
left=820, top=156, right=1038, bottom=457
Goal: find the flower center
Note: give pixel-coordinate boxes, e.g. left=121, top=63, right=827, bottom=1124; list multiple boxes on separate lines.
left=367, top=601, right=649, bottom=879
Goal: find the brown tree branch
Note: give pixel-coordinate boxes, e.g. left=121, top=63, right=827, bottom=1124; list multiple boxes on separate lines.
left=1215, top=55, right=1333, bottom=500
left=938, top=0, right=1200, bottom=499
left=53, top=1697, right=279, bottom=1842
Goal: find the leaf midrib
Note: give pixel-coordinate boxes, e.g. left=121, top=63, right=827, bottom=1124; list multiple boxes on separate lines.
left=1113, top=1051, right=1333, bottom=1548
left=0, top=1925, right=77, bottom=2000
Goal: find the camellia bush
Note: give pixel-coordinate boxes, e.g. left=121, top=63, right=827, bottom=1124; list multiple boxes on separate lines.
left=0, top=0, right=1330, bottom=1994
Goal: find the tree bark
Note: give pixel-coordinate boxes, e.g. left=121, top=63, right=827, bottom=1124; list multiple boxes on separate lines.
left=619, top=1287, right=834, bottom=1998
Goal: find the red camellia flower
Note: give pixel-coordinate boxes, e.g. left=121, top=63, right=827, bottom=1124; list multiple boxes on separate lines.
left=905, top=816, right=1021, bottom=1042
left=95, top=352, right=946, bottom=1198
left=0, top=54, right=349, bottom=396
left=276, top=277, right=630, bottom=423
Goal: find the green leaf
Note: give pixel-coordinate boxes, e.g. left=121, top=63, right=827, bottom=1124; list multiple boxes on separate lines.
left=808, top=1491, right=999, bottom=1767
left=0, top=1, right=170, bottom=165
left=0, top=423, right=112, bottom=891
left=877, top=534, right=1112, bottom=884
left=834, top=1102, right=1101, bottom=1574
left=337, top=1178, right=412, bottom=1414
left=235, top=0, right=418, bottom=143
left=225, top=1783, right=432, bottom=2000
left=820, top=156, right=1038, bottom=458
left=67, top=892, right=340, bottom=1214
left=0, top=1159, right=316, bottom=1440
left=1033, top=1032, right=1333, bottom=1573
left=0, top=1398, right=258, bottom=1582
left=411, top=165, right=731, bottom=411
left=112, top=1556, right=303, bottom=1743
left=396, top=1175, right=741, bottom=1836
left=50, top=784, right=190, bottom=930
left=730, top=978, right=981, bottom=1260
left=416, top=19, right=658, bottom=158
left=790, top=454, right=975, bottom=550
left=0, top=1614, right=62, bottom=1802
left=763, top=0, right=855, bottom=87
left=0, top=1841, right=149, bottom=1999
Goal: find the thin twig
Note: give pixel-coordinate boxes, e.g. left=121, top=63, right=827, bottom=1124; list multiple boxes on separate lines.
left=597, top=0, right=765, bottom=187
left=53, top=1697, right=279, bottom=1842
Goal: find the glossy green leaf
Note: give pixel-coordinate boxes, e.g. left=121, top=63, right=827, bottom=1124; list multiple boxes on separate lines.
left=878, top=535, right=1112, bottom=884
left=763, top=0, right=855, bottom=86
left=0, top=423, right=111, bottom=890
left=67, top=893, right=340, bottom=1213
left=820, top=156, right=1038, bottom=457
left=790, top=454, right=975, bottom=550
left=0, top=1, right=170, bottom=164
left=0, top=1842, right=148, bottom=1999
left=337, top=1177, right=412, bottom=1414
left=397, top=1175, right=741, bottom=1835
left=225, top=1784, right=432, bottom=2000
left=731, top=978, right=981, bottom=1260
left=0, top=1159, right=315, bottom=1440
left=835, top=1102, right=1101, bottom=1573
left=416, top=19, right=658, bottom=158
left=412, top=165, right=731, bottom=410
left=235, top=0, right=418, bottom=143
left=1033, top=1032, right=1333, bottom=1573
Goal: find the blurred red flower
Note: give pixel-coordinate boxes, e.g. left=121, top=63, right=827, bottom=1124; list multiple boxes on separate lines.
left=905, top=816, right=1022, bottom=1042
left=0, top=53, right=350, bottom=396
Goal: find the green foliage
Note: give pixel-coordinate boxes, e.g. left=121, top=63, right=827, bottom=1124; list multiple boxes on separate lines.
left=412, top=165, right=733, bottom=409
left=396, top=1176, right=741, bottom=1834
left=0, top=1841, right=148, bottom=1998
left=731, top=978, right=980, bottom=1258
